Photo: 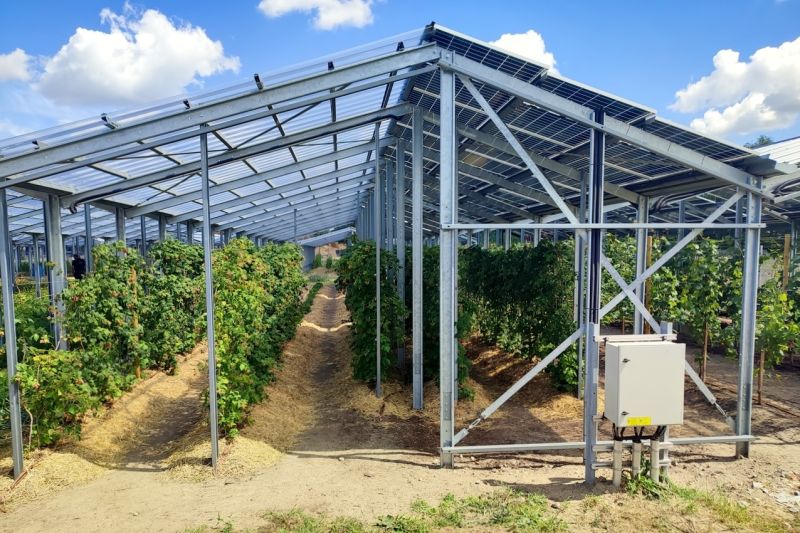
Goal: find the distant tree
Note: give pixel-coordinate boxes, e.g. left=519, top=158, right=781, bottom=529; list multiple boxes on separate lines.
left=744, top=135, right=774, bottom=149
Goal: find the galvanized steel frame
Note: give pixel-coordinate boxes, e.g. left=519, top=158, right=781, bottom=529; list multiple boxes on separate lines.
left=0, top=29, right=784, bottom=482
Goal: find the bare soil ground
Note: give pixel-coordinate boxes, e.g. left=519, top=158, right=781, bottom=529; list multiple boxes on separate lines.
left=1, top=286, right=799, bottom=532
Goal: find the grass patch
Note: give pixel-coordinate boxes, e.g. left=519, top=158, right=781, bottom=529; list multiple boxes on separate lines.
left=625, top=473, right=796, bottom=532
left=190, top=483, right=797, bottom=533
left=381, top=490, right=565, bottom=532
left=261, top=510, right=368, bottom=532
left=256, top=489, right=565, bottom=532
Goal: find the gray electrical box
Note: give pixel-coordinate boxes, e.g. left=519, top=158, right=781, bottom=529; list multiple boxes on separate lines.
left=604, top=341, right=685, bottom=427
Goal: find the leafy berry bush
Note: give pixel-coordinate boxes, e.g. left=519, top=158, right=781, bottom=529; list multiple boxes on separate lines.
left=335, top=239, right=406, bottom=383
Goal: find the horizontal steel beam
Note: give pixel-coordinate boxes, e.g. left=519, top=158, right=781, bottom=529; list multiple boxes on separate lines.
left=270, top=208, right=358, bottom=236
left=297, top=227, right=354, bottom=246
left=129, top=136, right=395, bottom=217
left=210, top=180, right=371, bottom=228
left=65, top=105, right=408, bottom=211
left=168, top=159, right=374, bottom=224
left=444, top=435, right=757, bottom=455
left=235, top=197, right=362, bottom=234
left=0, top=45, right=440, bottom=183
left=444, top=222, right=765, bottom=230
left=253, top=209, right=359, bottom=239
left=443, top=53, right=768, bottom=199
left=216, top=185, right=370, bottom=231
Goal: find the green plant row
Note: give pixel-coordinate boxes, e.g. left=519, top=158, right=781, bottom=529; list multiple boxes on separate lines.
left=460, top=241, right=578, bottom=391
left=403, top=245, right=474, bottom=390
left=603, top=234, right=799, bottom=373
left=211, top=238, right=306, bottom=435
left=5, top=237, right=308, bottom=446
left=303, top=281, right=324, bottom=313
left=0, top=291, right=52, bottom=369
left=11, top=240, right=206, bottom=446
left=335, top=239, right=406, bottom=383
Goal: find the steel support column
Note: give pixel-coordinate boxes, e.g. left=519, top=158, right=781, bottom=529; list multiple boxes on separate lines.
left=412, top=108, right=424, bottom=410
left=374, top=139, right=383, bottom=398
left=32, top=233, right=42, bottom=297
left=439, top=65, right=458, bottom=467
left=633, top=196, right=649, bottom=334
left=736, top=181, right=762, bottom=458
left=139, top=216, right=148, bottom=256
left=385, top=160, right=393, bottom=250
left=44, top=195, right=66, bottom=349
left=583, top=109, right=605, bottom=484
left=84, top=204, right=93, bottom=272
left=576, top=175, right=588, bottom=399
left=1, top=189, right=24, bottom=478
left=199, top=132, right=220, bottom=470
left=115, top=207, right=126, bottom=243
left=395, top=138, right=407, bottom=369
left=158, top=215, right=167, bottom=241
left=734, top=196, right=743, bottom=246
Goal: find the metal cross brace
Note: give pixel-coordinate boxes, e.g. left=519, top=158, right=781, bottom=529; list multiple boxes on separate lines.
left=457, top=73, right=579, bottom=224
left=600, top=190, right=744, bottom=319
left=600, top=254, right=662, bottom=333
left=452, top=327, right=583, bottom=445
left=598, top=190, right=744, bottom=426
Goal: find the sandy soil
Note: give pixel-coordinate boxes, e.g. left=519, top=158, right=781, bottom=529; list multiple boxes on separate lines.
left=1, top=286, right=799, bottom=532
left=0, top=344, right=208, bottom=509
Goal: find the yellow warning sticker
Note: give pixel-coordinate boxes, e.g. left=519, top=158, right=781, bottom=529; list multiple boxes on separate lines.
left=627, top=416, right=652, bottom=426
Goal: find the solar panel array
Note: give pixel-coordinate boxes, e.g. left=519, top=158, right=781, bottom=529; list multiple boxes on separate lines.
left=0, top=24, right=797, bottom=249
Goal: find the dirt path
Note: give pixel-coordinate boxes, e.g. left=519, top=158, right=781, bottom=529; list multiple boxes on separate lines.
left=0, top=344, right=208, bottom=511
left=82, top=344, right=208, bottom=469
left=2, top=286, right=800, bottom=532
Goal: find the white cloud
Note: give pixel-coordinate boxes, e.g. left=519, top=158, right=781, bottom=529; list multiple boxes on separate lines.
left=688, top=93, right=794, bottom=136
left=258, top=0, right=374, bottom=30
left=0, top=49, right=32, bottom=82
left=489, top=30, right=557, bottom=72
left=671, top=36, right=800, bottom=136
left=36, top=6, right=240, bottom=107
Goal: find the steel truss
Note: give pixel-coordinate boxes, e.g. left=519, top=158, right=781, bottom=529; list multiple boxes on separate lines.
left=434, top=62, right=766, bottom=482
left=0, top=27, right=791, bottom=483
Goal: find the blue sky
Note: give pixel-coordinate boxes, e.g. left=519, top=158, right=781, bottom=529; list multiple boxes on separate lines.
left=1, top=0, right=800, bottom=145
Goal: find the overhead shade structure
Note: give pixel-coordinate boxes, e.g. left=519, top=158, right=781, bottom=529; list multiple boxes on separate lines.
left=0, top=23, right=798, bottom=482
